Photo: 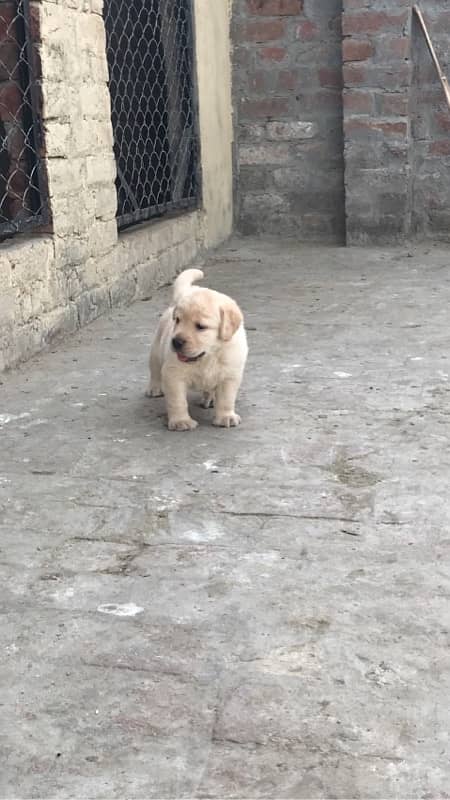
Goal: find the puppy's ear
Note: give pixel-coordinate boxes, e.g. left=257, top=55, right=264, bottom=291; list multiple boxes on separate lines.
left=219, top=300, right=243, bottom=341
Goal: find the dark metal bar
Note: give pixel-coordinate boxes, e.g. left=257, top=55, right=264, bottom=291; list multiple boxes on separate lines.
left=118, top=196, right=197, bottom=231
left=21, top=0, right=48, bottom=221
left=185, top=0, right=203, bottom=210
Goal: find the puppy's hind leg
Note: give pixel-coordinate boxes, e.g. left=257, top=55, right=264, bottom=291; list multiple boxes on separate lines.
left=145, top=345, right=164, bottom=398
left=200, top=391, right=215, bottom=409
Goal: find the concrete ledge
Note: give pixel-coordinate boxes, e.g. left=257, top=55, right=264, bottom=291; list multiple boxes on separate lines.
left=0, top=213, right=206, bottom=372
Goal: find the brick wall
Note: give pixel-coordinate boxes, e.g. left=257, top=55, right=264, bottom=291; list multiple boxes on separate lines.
left=342, top=0, right=412, bottom=244
left=342, top=0, right=450, bottom=244
left=232, top=0, right=345, bottom=241
left=234, top=0, right=450, bottom=244
left=410, top=1, right=450, bottom=239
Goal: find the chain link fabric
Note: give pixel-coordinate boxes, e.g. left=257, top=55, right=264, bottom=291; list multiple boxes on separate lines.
left=104, top=0, right=200, bottom=230
left=0, top=0, right=45, bottom=240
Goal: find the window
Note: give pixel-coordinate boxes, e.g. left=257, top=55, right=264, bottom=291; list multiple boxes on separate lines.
left=0, top=0, right=47, bottom=241
left=103, top=0, right=201, bottom=231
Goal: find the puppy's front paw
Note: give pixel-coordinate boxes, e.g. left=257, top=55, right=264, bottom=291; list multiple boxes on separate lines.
left=168, top=417, right=198, bottom=432
left=213, top=412, right=241, bottom=428
left=145, top=385, right=164, bottom=398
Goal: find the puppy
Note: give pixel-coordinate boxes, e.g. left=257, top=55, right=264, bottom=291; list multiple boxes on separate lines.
left=146, top=268, right=248, bottom=431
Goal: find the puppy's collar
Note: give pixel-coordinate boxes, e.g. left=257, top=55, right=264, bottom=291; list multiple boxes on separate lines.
left=176, top=352, right=205, bottom=363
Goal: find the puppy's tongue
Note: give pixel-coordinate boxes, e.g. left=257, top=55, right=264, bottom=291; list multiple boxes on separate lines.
left=177, top=353, right=190, bottom=363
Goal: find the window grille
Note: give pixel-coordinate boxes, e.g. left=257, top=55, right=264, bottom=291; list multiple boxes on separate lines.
left=0, top=0, right=47, bottom=241
left=103, top=0, right=201, bottom=231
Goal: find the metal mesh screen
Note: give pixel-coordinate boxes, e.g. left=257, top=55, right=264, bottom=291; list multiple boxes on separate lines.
left=103, top=0, right=201, bottom=231
left=0, top=0, right=46, bottom=240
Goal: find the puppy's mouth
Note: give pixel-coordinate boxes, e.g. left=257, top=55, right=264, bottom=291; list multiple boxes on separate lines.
left=176, top=352, right=205, bottom=363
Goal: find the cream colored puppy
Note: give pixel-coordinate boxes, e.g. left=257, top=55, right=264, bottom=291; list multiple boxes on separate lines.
left=146, top=268, right=247, bottom=431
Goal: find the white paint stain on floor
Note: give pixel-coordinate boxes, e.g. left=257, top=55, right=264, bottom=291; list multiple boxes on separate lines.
left=203, top=460, right=219, bottom=472
left=281, top=364, right=302, bottom=374
left=182, top=522, right=224, bottom=542
left=97, top=603, right=144, bottom=617
left=51, top=587, right=75, bottom=601
left=0, top=412, right=30, bottom=426
left=20, top=418, right=49, bottom=429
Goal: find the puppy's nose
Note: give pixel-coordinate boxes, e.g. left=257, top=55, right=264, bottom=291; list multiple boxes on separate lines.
left=172, top=336, right=185, bottom=352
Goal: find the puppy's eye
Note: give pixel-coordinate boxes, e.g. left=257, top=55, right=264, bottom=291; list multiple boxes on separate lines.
left=196, top=323, right=207, bottom=331
left=175, top=317, right=180, bottom=324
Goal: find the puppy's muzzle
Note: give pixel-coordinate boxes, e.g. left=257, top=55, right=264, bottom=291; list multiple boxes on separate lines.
left=172, top=336, right=185, bottom=352
left=172, top=336, right=205, bottom=363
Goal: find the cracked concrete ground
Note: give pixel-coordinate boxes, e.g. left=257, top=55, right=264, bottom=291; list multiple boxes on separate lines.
left=1, top=236, right=450, bottom=799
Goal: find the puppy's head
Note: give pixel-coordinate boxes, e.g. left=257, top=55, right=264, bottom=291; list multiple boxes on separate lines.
left=171, top=289, right=243, bottom=363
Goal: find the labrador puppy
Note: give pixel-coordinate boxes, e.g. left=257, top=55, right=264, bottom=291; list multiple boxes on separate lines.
left=146, top=268, right=248, bottom=431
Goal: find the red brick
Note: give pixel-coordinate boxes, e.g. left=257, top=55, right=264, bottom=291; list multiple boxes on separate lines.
left=248, top=71, right=267, bottom=92
left=295, top=20, right=318, bottom=40
left=344, top=0, right=410, bottom=5
left=342, top=39, right=374, bottom=62
left=260, top=46, right=286, bottom=62
left=377, top=64, right=411, bottom=89
left=307, top=89, right=341, bottom=113
left=435, top=111, right=450, bottom=133
left=344, top=118, right=407, bottom=136
left=343, top=63, right=367, bottom=86
left=277, top=70, right=297, bottom=91
left=344, top=118, right=364, bottom=134
left=435, top=11, right=450, bottom=29
left=379, top=93, right=409, bottom=116
left=345, top=62, right=411, bottom=90
left=342, top=11, right=408, bottom=36
left=384, top=36, right=409, bottom=59
left=245, top=19, right=285, bottom=41
left=233, top=44, right=252, bottom=69
left=430, top=140, right=450, bottom=156
left=319, top=67, right=343, bottom=89
left=240, top=97, right=289, bottom=119
left=376, top=121, right=407, bottom=136
left=247, top=0, right=303, bottom=15
left=343, top=90, right=374, bottom=114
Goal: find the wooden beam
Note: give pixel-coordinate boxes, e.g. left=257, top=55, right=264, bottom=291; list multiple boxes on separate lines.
left=413, top=4, right=450, bottom=110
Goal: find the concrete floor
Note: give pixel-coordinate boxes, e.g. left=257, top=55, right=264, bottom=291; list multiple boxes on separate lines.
left=1, top=236, right=450, bottom=799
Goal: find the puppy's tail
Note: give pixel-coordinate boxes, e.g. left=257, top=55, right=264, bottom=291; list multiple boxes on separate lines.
left=173, top=268, right=204, bottom=303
